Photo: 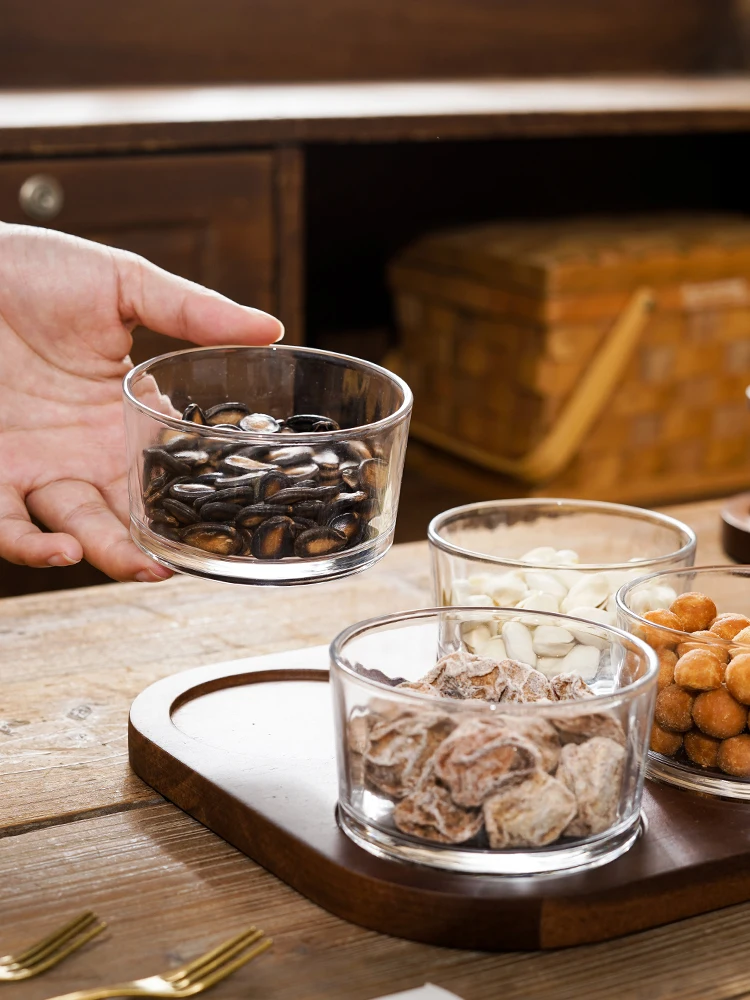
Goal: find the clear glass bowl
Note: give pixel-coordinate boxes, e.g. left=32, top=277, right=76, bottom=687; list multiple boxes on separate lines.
left=617, top=566, right=750, bottom=799
left=123, top=345, right=412, bottom=585
left=330, top=607, right=658, bottom=876
left=428, top=500, right=696, bottom=660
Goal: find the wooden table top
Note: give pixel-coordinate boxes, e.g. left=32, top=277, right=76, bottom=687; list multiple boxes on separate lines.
left=3, top=495, right=747, bottom=1000
left=4, top=76, right=750, bottom=157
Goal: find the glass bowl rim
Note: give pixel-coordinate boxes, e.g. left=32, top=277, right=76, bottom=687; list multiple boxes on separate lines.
left=427, top=497, right=696, bottom=571
left=329, top=605, right=659, bottom=711
left=616, top=563, right=750, bottom=648
left=122, top=343, right=413, bottom=443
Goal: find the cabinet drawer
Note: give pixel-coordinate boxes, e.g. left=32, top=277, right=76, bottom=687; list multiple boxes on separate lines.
left=0, top=152, right=276, bottom=363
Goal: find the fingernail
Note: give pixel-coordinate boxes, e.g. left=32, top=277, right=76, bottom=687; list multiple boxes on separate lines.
left=135, top=567, right=171, bottom=582
left=48, top=553, right=80, bottom=567
left=273, top=320, right=285, bottom=343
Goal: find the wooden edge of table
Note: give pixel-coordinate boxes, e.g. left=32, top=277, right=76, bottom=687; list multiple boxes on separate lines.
left=4, top=77, right=750, bottom=156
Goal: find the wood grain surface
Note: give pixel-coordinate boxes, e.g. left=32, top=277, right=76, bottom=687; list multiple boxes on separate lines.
left=2, top=497, right=746, bottom=999
left=0, top=0, right=733, bottom=88
left=5, top=77, right=750, bottom=157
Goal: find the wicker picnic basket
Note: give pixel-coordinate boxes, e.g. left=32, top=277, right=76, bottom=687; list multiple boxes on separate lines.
left=388, top=214, right=750, bottom=505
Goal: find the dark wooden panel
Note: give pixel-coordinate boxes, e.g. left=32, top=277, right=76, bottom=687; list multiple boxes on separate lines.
left=0, top=0, right=738, bottom=88
left=0, top=152, right=277, bottom=364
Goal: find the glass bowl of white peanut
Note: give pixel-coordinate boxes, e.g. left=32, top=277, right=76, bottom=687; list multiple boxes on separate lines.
left=428, top=499, right=696, bottom=683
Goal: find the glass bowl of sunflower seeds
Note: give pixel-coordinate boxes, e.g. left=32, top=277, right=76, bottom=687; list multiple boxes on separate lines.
left=123, top=345, right=412, bottom=585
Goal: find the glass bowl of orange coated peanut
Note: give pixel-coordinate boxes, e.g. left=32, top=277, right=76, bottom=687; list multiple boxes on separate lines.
left=616, top=566, right=750, bottom=799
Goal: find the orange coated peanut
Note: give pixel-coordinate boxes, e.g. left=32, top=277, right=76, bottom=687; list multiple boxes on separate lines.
left=654, top=684, right=695, bottom=733
left=710, top=614, right=750, bottom=640
left=669, top=592, right=717, bottom=633
left=650, top=722, right=683, bottom=756
left=676, top=631, right=729, bottom=666
left=717, top=734, right=750, bottom=778
left=683, top=729, right=721, bottom=769
left=673, top=648, right=724, bottom=691
left=733, top=625, right=750, bottom=648
left=725, top=653, right=750, bottom=706
left=692, top=688, right=747, bottom=739
left=657, top=649, right=677, bottom=692
left=641, top=609, right=683, bottom=649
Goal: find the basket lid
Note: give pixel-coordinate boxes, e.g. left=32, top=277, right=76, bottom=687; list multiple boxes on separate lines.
left=390, top=213, right=750, bottom=308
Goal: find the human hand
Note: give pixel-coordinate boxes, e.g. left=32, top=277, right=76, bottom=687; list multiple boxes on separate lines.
left=0, top=223, right=283, bottom=581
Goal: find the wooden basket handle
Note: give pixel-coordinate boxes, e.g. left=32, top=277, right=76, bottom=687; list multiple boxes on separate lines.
left=405, top=286, right=655, bottom=484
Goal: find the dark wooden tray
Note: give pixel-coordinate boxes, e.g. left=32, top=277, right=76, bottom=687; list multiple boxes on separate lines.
left=128, top=647, right=750, bottom=951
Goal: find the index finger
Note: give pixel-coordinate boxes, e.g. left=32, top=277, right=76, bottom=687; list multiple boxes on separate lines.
left=115, top=251, right=285, bottom=347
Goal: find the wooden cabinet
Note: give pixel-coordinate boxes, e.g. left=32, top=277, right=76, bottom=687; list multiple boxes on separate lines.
left=0, top=151, right=290, bottom=364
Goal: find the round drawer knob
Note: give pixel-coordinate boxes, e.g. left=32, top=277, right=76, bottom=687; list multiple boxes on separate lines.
left=18, top=174, right=64, bottom=221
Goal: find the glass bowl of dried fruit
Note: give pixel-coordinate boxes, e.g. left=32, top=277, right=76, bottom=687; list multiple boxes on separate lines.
left=428, top=499, right=696, bottom=669
left=123, top=345, right=412, bottom=585
left=617, top=566, right=750, bottom=799
left=331, top=606, right=658, bottom=875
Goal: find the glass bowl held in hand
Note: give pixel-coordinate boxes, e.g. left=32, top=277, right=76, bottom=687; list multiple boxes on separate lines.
left=330, top=606, right=658, bottom=876
left=123, top=345, right=412, bottom=585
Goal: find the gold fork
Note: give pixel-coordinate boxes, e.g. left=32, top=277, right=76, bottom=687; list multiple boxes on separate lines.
left=0, top=912, right=106, bottom=981
left=42, top=926, right=272, bottom=1000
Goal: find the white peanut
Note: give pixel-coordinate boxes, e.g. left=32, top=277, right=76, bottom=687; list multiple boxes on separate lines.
left=501, top=621, right=537, bottom=667
left=487, top=572, right=528, bottom=606
left=565, top=606, right=615, bottom=649
left=560, top=572, right=612, bottom=613
left=524, top=571, right=568, bottom=597
left=516, top=591, right=560, bottom=613
left=474, top=635, right=508, bottom=659
left=532, top=625, right=575, bottom=657
left=559, top=644, right=601, bottom=680
left=520, top=546, right=558, bottom=564
left=461, top=624, right=493, bottom=653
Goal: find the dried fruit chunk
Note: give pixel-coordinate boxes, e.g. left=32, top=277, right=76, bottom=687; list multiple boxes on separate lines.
left=558, top=737, right=625, bottom=837
left=499, top=659, right=554, bottom=703
left=553, top=710, right=626, bottom=746
left=432, top=719, right=540, bottom=807
left=551, top=672, right=594, bottom=701
left=424, top=651, right=509, bottom=701
left=500, top=717, right=561, bottom=774
left=393, top=776, right=482, bottom=844
left=364, top=711, right=455, bottom=799
left=483, top=771, right=577, bottom=849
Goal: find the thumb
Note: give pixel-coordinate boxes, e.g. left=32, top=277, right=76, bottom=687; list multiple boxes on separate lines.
left=114, top=249, right=284, bottom=346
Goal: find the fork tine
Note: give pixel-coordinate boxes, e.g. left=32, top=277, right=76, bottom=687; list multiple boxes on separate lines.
left=173, top=929, right=264, bottom=986
left=165, top=927, right=260, bottom=983
left=22, top=920, right=106, bottom=978
left=4, top=913, right=97, bottom=966
left=197, top=937, right=273, bottom=990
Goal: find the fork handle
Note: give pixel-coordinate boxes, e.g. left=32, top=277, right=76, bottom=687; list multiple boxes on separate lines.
left=41, top=987, right=150, bottom=999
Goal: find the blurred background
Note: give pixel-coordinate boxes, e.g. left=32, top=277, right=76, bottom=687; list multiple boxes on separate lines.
left=3, top=0, right=750, bottom=595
